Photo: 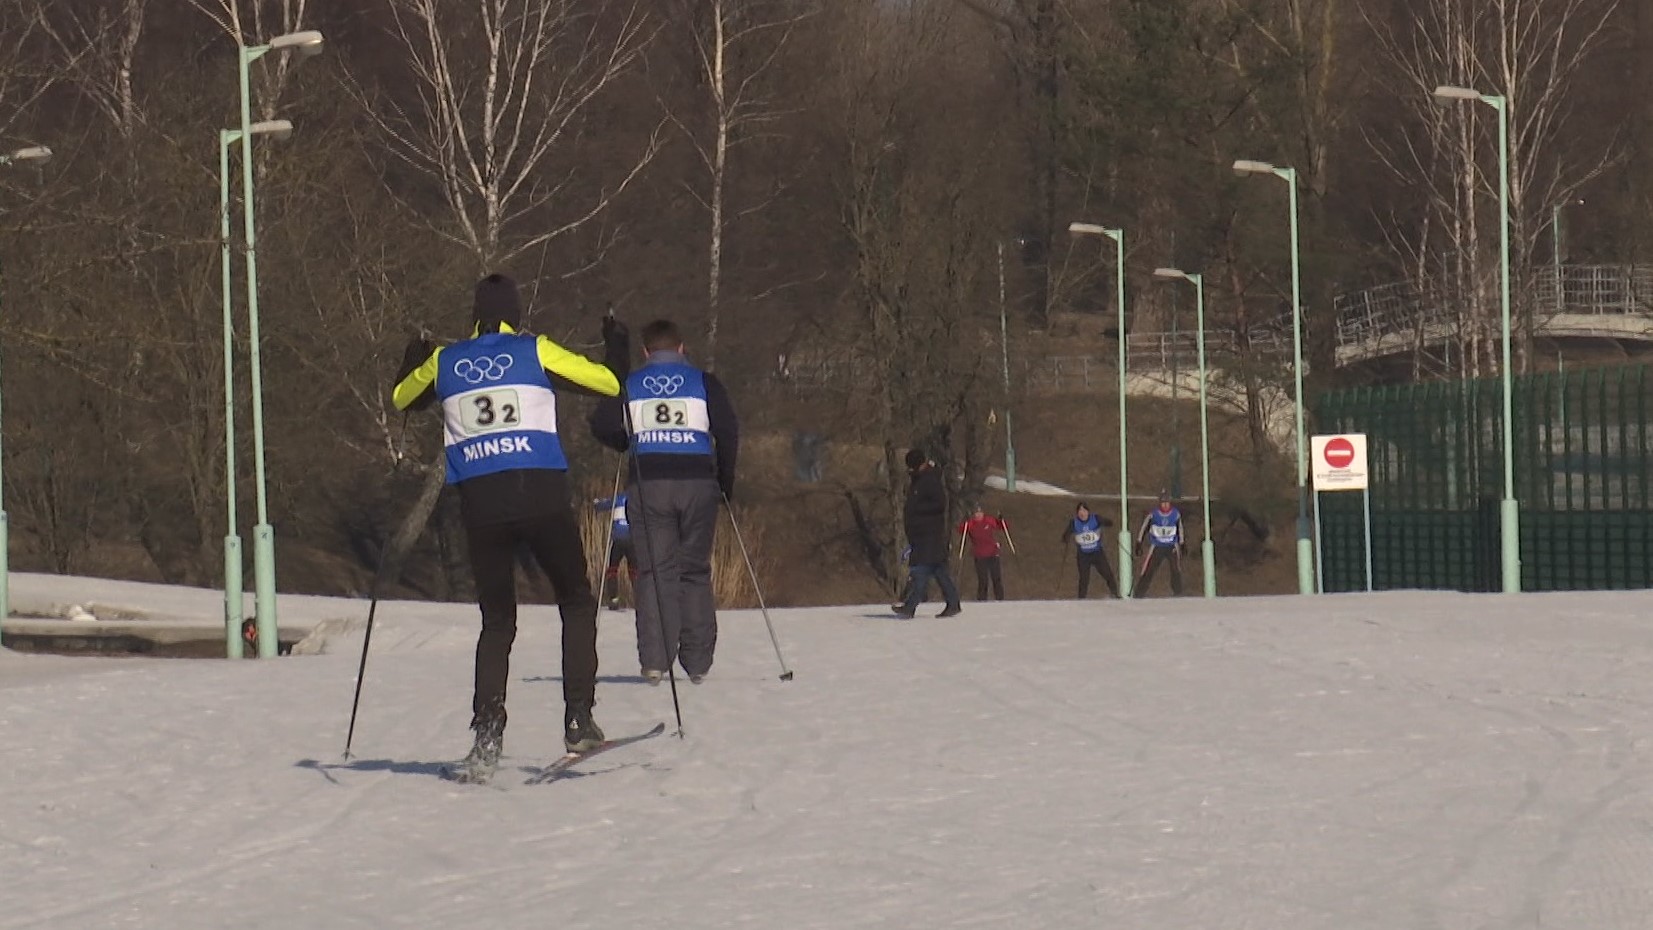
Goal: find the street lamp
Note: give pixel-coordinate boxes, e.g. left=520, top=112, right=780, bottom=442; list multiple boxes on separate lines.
left=1233, top=158, right=1315, bottom=596
left=1069, top=221, right=1133, bottom=597
left=1551, top=196, right=1584, bottom=312
left=237, top=29, right=324, bottom=656
left=1153, top=267, right=1217, bottom=598
left=0, top=144, right=51, bottom=633
left=219, top=119, right=292, bottom=659
left=1433, top=83, right=1520, bottom=593
left=997, top=241, right=1016, bottom=492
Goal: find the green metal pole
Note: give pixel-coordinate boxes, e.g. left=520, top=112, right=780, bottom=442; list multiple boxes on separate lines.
left=1192, top=274, right=1216, bottom=598
left=239, top=43, right=280, bottom=655
left=1280, top=167, right=1314, bottom=595
left=1491, top=95, right=1521, bottom=593
left=0, top=233, right=8, bottom=631
left=998, top=241, right=1015, bottom=492
left=220, top=131, right=245, bottom=659
left=1108, top=229, right=1132, bottom=598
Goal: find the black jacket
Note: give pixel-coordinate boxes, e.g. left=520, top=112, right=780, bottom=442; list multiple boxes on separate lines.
left=590, top=364, right=740, bottom=499
left=903, top=464, right=949, bottom=565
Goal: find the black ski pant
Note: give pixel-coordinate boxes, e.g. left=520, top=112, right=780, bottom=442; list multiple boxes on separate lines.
left=974, top=556, right=1005, bottom=600
left=1076, top=549, right=1120, bottom=599
left=900, top=562, right=961, bottom=614
left=466, top=510, right=598, bottom=735
left=1137, top=546, right=1185, bottom=596
left=630, top=478, right=720, bottom=678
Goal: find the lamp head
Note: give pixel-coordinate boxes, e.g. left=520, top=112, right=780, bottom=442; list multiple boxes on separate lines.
left=250, top=119, right=294, bottom=142
left=269, top=30, right=324, bottom=57
left=7, top=145, right=51, bottom=164
left=1068, top=222, right=1107, bottom=237
left=1232, top=159, right=1275, bottom=177
left=1152, top=267, right=1187, bottom=281
left=1432, top=84, right=1482, bottom=103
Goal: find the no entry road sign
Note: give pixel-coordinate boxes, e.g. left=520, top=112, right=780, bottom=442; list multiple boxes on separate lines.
left=1311, top=434, right=1368, bottom=491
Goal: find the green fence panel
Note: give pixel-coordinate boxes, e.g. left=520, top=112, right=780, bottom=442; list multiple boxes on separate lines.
left=1314, top=364, right=1653, bottom=593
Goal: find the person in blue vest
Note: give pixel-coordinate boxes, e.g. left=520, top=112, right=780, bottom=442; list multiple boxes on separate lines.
left=391, top=273, right=629, bottom=780
left=592, top=493, right=635, bottom=610
left=1060, top=501, right=1119, bottom=598
left=590, top=319, right=739, bottom=685
left=1135, top=490, right=1187, bottom=596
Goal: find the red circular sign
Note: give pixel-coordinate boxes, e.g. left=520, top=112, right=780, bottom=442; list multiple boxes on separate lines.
left=1323, top=437, right=1356, bottom=468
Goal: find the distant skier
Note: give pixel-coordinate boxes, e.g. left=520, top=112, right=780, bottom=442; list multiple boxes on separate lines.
left=958, top=503, right=1012, bottom=600
left=1060, top=501, right=1119, bottom=598
left=391, top=272, right=628, bottom=780
left=1135, top=490, right=1186, bottom=596
left=894, top=449, right=962, bottom=619
left=592, top=493, right=635, bottom=610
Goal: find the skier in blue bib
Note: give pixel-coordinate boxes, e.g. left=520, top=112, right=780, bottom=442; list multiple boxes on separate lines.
left=591, top=319, right=740, bottom=685
left=1060, top=501, right=1119, bottom=598
left=392, top=273, right=628, bottom=779
left=1135, top=490, right=1186, bottom=596
left=593, top=493, right=635, bottom=610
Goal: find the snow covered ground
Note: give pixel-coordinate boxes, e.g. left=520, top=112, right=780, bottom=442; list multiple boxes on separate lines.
left=5, top=580, right=1653, bottom=929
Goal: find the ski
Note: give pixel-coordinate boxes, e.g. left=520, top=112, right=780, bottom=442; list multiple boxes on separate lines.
left=524, top=723, right=667, bottom=785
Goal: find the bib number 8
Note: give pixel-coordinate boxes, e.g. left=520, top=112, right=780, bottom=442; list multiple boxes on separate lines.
left=651, top=400, right=689, bottom=427
left=461, top=389, right=521, bottom=434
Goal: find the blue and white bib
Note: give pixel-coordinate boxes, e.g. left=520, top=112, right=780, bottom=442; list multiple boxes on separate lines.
left=435, top=332, right=567, bottom=483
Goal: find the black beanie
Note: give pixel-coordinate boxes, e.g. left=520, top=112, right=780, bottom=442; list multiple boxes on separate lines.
left=473, top=273, right=523, bottom=330
left=904, top=449, right=927, bottom=470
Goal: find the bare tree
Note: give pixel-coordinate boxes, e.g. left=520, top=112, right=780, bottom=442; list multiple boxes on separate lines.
left=1366, top=0, right=1619, bottom=376
left=664, top=0, right=812, bottom=370
left=368, top=0, right=665, bottom=269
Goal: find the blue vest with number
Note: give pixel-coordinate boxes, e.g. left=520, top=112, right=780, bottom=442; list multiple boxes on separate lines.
left=626, top=361, right=713, bottom=457
left=1071, top=515, right=1104, bottom=553
left=435, top=332, right=567, bottom=483
left=1147, top=507, right=1182, bottom=548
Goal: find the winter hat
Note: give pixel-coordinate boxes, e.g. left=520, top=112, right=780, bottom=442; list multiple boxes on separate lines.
left=1158, top=489, right=1171, bottom=502
left=904, top=449, right=927, bottom=471
left=1075, top=501, right=1089, bottom=512
left=473, top=273, right=523, bottom=330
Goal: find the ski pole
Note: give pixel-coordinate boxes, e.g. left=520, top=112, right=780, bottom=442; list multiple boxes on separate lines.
left=956, top=525, right=967, bottom=561
left=592, top=454, right=625, bottom=609
left=344, top=411, right=411, bottom=759
left=619, top=399, right=687, bottom=738
left=1001, top=520, right=1018, bottom=555
left=722, top=492, right=794, bottom=680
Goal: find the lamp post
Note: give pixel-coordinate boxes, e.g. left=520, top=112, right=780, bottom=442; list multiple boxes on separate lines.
left=1433, top=84, right=1520, bottom=594
left=1153, top=267, right=1216, bottom=598
left=236, top=28, right=323, bottom=656
left=1069, top=221, right=1132, bottom=597
left=219, top=120, right=293, bottom=659
left=997, top=241, right=1015, bottom=492
left=1233, top=159, right=1314, bottom=595
left=1550, top=197, right=1583, bottom=313
left=0, top=144, right=51, bottom=633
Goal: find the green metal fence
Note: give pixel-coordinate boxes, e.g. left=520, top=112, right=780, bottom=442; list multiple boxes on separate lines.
left=1314, top=365, right=1653, bottom=592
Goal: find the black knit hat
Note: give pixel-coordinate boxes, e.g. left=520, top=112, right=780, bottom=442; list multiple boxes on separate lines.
left=473, top=273, right=523, bottom=330
left=904, top=449, right=927, bottom=470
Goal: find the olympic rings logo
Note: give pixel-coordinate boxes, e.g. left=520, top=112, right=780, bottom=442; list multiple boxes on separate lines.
left=641, top=374, right=685, bottom=396
left=453, top=354, right=514, bottom=385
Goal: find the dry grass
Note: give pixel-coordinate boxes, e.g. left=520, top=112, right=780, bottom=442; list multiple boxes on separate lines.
left=579, top=481, right=769, bottom=610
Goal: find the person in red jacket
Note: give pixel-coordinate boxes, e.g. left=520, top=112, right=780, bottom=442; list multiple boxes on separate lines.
left=958, top=503, right=1012, bottom=600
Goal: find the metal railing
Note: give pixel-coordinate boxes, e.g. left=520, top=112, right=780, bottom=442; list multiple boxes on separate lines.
left=781, top=265, right=1653, bottom=390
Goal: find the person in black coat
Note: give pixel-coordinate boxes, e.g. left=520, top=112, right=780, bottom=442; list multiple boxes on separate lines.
left=894, top=449, right=962, bottom=619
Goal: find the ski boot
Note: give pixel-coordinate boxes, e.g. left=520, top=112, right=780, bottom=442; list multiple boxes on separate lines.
left=564, top=703, right=605, bottom=753
left=448, top=722, right=503, bottom=784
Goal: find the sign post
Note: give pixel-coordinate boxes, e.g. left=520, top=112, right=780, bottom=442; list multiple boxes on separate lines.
left=1310, top=434, right=1372, bottom=592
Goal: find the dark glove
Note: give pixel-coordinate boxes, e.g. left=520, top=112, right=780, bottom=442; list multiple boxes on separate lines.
left=719, top=480, right=735, bottom=504
left=1133, top=543, right=1142, bottom=557
left=1100, top=517, right=1114, bottom=528
left=399, top=336, right=434, bottom=376
left=601, top=316, right=631, bottom=381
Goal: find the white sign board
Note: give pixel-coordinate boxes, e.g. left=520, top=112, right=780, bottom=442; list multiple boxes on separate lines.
left=1311, top=434, right=1369, bottom=492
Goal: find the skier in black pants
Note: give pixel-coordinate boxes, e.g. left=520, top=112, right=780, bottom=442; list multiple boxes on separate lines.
left=1060, top=501, right=1119, bottom=598
left=894, top=449, right=962, bottom=619
left=1135, top=490, right=1186, bottom=596
left=590, top=319, right=740, bottom=686
left=392, top=273, right=629, bottom=780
